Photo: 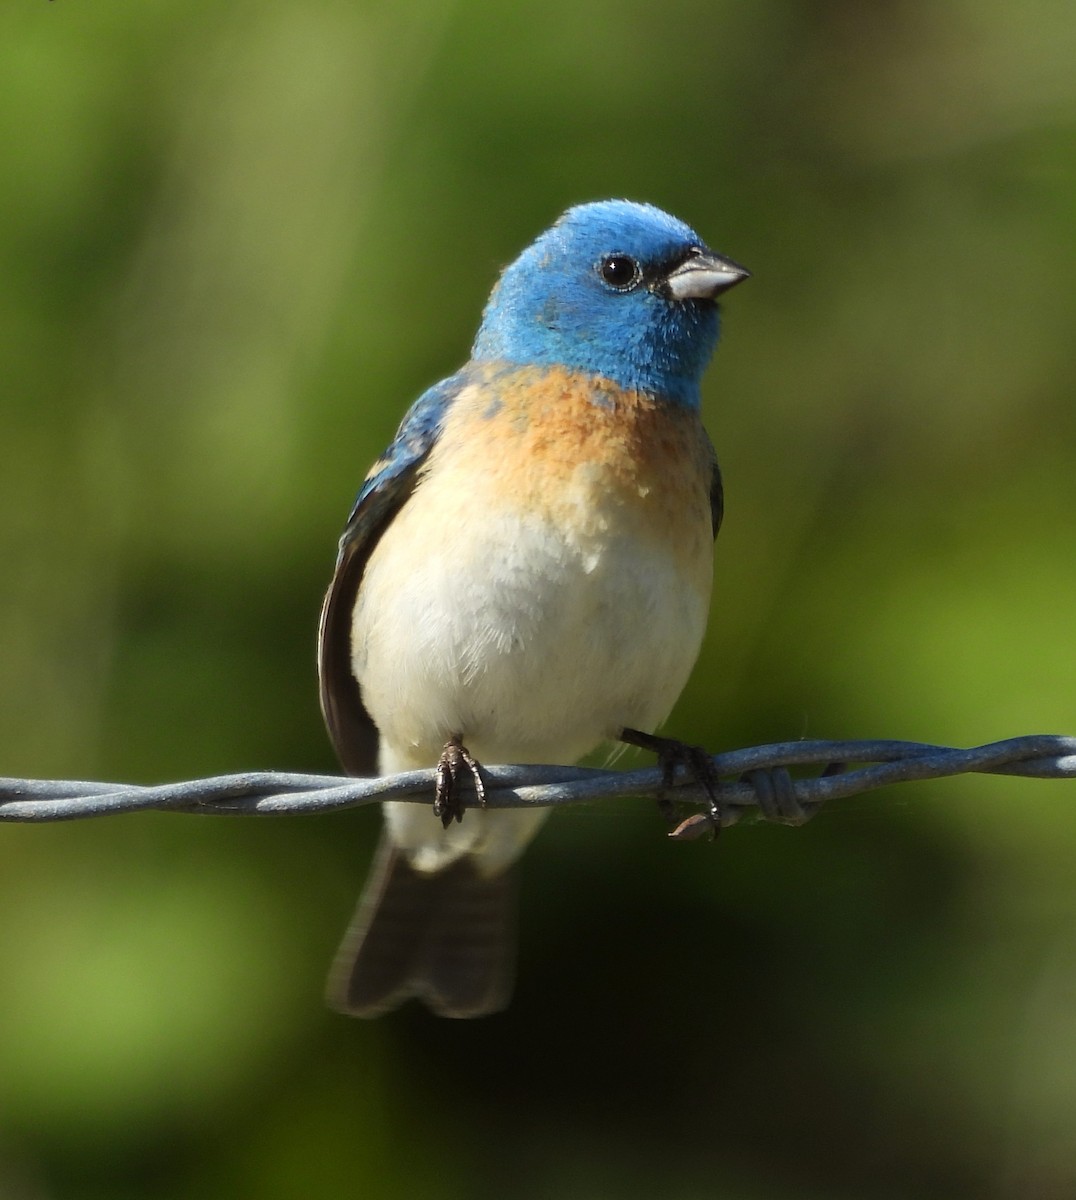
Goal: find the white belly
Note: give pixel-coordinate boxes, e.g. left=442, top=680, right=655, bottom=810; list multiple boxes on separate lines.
left=355, top=513, right=709, bottom=760
left=352, top=459, right=713, bottom=872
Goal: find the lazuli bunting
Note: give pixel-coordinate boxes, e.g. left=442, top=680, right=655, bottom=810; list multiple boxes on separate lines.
left=319, top=200, right=748, bottom=1017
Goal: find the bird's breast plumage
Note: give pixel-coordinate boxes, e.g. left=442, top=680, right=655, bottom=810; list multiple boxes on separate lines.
left=434, top=362, right=715, bottom=558
left=350, top=363, right=716, bottom=796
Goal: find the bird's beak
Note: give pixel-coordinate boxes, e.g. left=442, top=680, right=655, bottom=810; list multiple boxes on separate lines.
left=662, top=251, right=750, bottom=301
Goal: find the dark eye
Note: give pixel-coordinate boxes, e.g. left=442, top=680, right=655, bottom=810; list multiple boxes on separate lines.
left=598, top=253, right=641, bottom=290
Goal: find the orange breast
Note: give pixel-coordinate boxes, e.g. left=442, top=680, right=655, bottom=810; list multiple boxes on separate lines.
left=427, top=364, right=715, bottom=571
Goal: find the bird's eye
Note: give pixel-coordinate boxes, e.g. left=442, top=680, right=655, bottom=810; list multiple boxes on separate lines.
left=598, top=254, right=641, bottom=290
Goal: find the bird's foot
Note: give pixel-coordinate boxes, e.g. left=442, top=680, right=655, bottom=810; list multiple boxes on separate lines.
left=434, top=736, right=486, bottom=829
left=620, top=728, right=723, bottom=837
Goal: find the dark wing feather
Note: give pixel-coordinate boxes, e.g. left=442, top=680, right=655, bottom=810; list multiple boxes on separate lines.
left=705, top=424, right=719, bottom=532
left=317, top=372, right=470, bottom=775
left=710, top=455, right=724, bottom=538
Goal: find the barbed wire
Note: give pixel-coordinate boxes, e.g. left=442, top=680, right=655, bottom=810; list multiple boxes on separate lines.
left=1, top=734, right=1073, bottom=835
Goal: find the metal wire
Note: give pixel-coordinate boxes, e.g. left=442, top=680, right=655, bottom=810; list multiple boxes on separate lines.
left=1, top=734, right=1073, bottom=830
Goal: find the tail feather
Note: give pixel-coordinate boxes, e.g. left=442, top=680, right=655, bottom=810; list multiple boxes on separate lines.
left=327, top=835, right=517, bottom=1019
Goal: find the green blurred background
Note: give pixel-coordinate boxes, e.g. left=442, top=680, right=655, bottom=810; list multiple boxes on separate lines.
left=1, top=1, right=1074, bottom=1196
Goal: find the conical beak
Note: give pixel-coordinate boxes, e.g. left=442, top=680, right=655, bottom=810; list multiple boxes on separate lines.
left=663, top=251, right=750, bottom=301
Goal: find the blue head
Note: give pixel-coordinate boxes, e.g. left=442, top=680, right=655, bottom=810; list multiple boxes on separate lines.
left=471, top=200, right=748, bottom=407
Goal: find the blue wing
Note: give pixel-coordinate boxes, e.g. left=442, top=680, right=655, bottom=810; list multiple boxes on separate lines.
left=318, top=371, right=472, bottom=774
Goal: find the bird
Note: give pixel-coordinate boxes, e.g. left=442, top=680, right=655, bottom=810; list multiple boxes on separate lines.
left=318, top=199, right=749, bottom=1018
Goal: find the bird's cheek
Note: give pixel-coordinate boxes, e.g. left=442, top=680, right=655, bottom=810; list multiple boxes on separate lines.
left=536, top=297, right=560, bottom=328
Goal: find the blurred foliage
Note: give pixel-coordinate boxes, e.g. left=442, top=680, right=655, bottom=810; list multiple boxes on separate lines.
left=1, top=1, right=1074, bottom=1197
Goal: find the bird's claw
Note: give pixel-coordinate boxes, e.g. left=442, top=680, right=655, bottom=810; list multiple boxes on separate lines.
left=433, top=736, right=486, bottom=829
left=620, top=728, right=725, bottom=836
left=667, top=811, right=719, bottom=841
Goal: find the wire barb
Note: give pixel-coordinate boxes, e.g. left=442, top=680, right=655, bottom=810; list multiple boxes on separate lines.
left=1, top=735, right=1073, bottom=825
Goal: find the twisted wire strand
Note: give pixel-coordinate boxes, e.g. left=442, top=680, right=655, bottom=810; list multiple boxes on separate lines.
left=1, top=734, right=1072, bottom=826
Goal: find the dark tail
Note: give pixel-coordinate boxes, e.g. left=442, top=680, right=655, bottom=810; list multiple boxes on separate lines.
left=327, top=835, right=518, bottom=1018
